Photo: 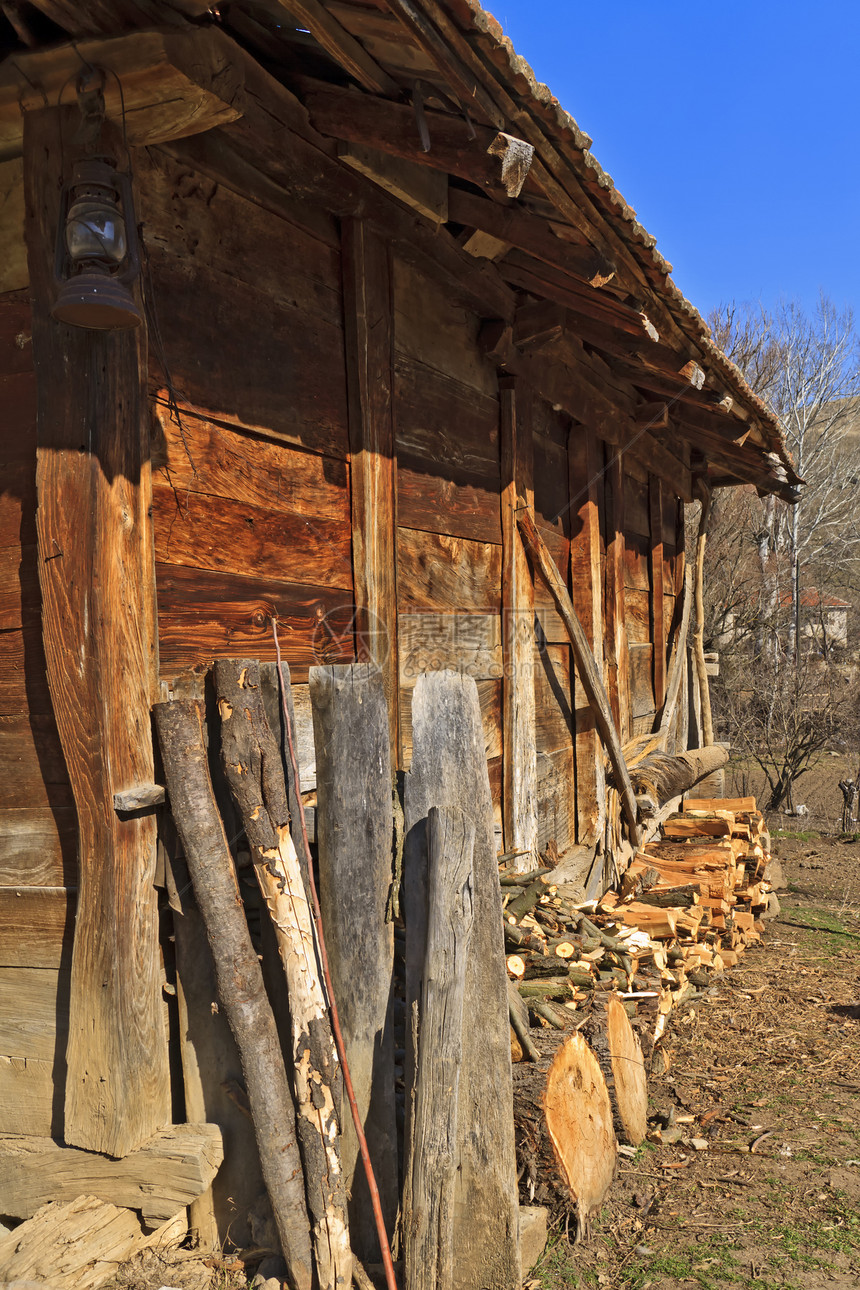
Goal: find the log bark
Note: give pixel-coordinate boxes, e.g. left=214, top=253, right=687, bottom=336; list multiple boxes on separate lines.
left=309, top=663, right=398, bottom=1263
left=405, top=806, right=475, bottom=1290
left=517, top=510, right=640, bottom=844
left=153, top=700, right=313, bottom=1290
left=581, top=996, right=647, bottom=1145
left=630, top=745, right=728, bottom=806
left=403, top=671, right=520, bottom=1290
left=212, top=661, right=351, bottom=1290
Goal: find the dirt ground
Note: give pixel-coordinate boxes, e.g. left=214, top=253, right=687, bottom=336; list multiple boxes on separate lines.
left=532, top=827, right=860, bottom=1290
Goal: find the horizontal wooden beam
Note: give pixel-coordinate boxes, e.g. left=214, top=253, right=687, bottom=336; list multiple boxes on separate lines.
left=0, top=27, right=244, bottom=161
left=448, top=185, right=615, bottom=286
left=0, top=1124, right=223, bottom=1226
left=301, top=81, right=533, bottom=196
left=24, top=1, right=208, bottom=33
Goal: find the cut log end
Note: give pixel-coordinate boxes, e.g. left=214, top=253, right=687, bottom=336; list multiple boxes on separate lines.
left=542, top=1033, right=617, bottom=1225
left=582, top=996, right=648, bottom=1146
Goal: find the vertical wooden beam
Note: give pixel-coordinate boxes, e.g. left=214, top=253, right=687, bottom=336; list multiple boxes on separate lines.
left=500, top=377, right=537, bottom=869
left=24, top=108, right=169, bottom=1156
left=604, top=452, right=630, bottom=743
left=310, top=663, right=398, bottom=1265
left=649, top=474, right=666, bottom=712
left=568, top=426, right=606, bottom=845
left=342, top=219, right=399, bottom=764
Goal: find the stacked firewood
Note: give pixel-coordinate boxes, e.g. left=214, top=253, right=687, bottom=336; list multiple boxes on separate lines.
left=505, top=796, right=774, bottom=1064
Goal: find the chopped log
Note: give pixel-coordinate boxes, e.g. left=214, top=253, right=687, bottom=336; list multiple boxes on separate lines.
left=505, top=879, right=546, bottom=922
left=406, top=806, right=475, bottom=1290
left=508, top=979, right=539, bottom=1064
left=543, top=1035, right=617, bottom=1234
left=506, top=954, right=527, bottom=979
left=611, top=905, right=678, bottom=939
left=581, top=997, right=647, bottom=1145
left=516, top=509, right=640, bottom=842
left=213, top=661, right=351, bottom=1290
left=0, top=1194, right=186, bottom=1290
left=403, top=671, right=520, bottom=1290
left=310, top=663, right=399, bottom=1261
left=630, top=745, right=729, bottom=807
left=635, top=883, right=702, bottom=909
left=619, top=865, right=660, bottom=901
left=0, top=1124, right=222, bottom=1226
left=663, top=814, right=731, bottom=838
left=529, top=1000, right=569, bottom=1029
left=153, top=700, right=313, bottom=1290
left=518, top=979, right=574, bottom=1000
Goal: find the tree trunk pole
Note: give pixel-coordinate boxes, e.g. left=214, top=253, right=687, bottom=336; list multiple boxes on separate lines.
left=153, top=700, right=313, bottom=1290
left=691, top=487, right=714, bottom=747
left=212, top=661, right=352, bottom=1290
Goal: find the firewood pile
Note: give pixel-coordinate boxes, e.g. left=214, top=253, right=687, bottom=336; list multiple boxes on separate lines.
left=507, top=795, right=776, bottom=1233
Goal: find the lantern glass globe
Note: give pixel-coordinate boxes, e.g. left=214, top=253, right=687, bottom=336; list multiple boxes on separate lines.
left=66, top=197, right=127, bottom=264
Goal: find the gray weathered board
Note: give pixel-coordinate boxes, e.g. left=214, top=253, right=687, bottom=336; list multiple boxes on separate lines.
left=403, top=670, right=520, bottom=1290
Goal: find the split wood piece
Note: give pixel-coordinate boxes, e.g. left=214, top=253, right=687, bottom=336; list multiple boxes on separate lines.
left=619, top=865, right=660, bottom=901
left=543, top=1034, right=617, bottom=1235
left=611, top=904, right=678, bottom=940
left=405, top=806, right=475, bottom=1290
left=516, top=509, right=640, bottom=843
left=154, top=700, right=313, bottom=1290
left=656, top=561, right=693, bottom=747
left=0, top=1194, right=186, bottom=1290
left=581, top=996, right=647, bottom=1145
left=683, top=796, right=758, bottom=814
left=402, top=671, right=520, bottom=1290
left=213, top=660, right=351, bottom=1290
left=635, top=883, right=703, bottom=909
left=0, top=1124, right=222, bottom=1226
left=508, top=979, right=539, bottom=1064
left=310, top=663, right=399, bottom=1263
left=663, top=813, right=732, bottom=838
left=26, top=108, right=169, bottom=1157
left=629, top=745, right=728, bottom=809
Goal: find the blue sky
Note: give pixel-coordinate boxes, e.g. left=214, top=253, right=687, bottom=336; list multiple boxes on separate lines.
left=491, top=1, right=860, bottom=323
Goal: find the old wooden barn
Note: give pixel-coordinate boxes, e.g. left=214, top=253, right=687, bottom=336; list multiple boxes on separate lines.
left=0, top=0, right=799, bottom=1284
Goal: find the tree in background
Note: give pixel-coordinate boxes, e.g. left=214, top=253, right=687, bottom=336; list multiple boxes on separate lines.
left=707, top=295, right=860, bottom=811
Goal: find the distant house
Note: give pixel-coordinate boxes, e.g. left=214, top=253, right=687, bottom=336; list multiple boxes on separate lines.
left=782, top=588, right=851, bottom=652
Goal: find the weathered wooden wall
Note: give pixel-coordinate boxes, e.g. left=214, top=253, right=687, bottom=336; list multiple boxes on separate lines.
left=0, top=288, right=75, bottom=1137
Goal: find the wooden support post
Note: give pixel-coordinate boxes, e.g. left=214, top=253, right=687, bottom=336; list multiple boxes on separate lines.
left=657, top=563, right=693, bottom=750
left=403, top=671, right=520, bottom=1290
left=568, top=426, right=606, bottom=845
left=309, top=663, right=398, bottom=1265
left=213, top=661, right=352, bottom=1290
left=342, top=220, right=399, bottom=765
left=154, top=700, right=313, bottom=1290
left=500, top=378, right=538, bottom=871
left=649, top=475, right=666, bottom=712
left=24, top=108, right=169, bottom=1156
left=517, top=511, right=640, bottom=845
left=692, top=486, right=714, bottom=746
left=405, top=805, right=475, bottom=1290
left=604, top=453, right=630, bottom=743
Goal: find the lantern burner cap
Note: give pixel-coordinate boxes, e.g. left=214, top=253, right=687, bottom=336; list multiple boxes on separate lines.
left=51, top=271, right=142, bottom=330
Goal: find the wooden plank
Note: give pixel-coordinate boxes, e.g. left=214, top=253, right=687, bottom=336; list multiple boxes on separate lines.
left=397, top=527, right=502, bottom=613
left=625, top=473, right=650, bottom=538
left=0, top=966, right=67, bottom=1061
left=500, top=380, right=538, bottom=867
left=152, top=398, right=350, bottom=520
left=401, top=677, right=501, bottom=768
left=623, top=532, right=651, bottom=592
left=624, top=588, right=651, bottom=646
left=147, top=249, right=351, bottom=461
left=276, top=0, right=398, bottom=93
left=0, top=887, right=73, bottom=968
left=0, top=27, right=244, bottom=162
left=536, top=745, right=576, bottom=856
left=405, top=805, right=475, bottom=1290
left=629, top=643, right=656, bottom=720
left=393, top=257, right=498, bottom=396
left=0, top=1123, right=223, bottom=1225
left=0, top=294, right=32, bottom=377
left=0, top=545, right=40, bottom=631
left=605, top=454, right=631, bottom=742
left=342, top=221, right=399, bottom=762
left=0, top=458, right=36, bottom=547
left=326, top=2, right=439, bottom=79
left=0, top=1053, right=60, bottom=1137
left=141, top=149, right=342, bottom=317
left=152, top=484, right=352, bottom=588
left=0, top=625, right=51, bottom=715
left=25, top=110, right=170, bottom=1157
left=0, top=714, right=71, bottom=810
left=0, top=807, right=76, bottom=887
left=535, top=644, right=573, bottom=753
left=568, top=427, right=605, bottom=845
left=339, top=143, right=448, bottom=225
left=310, top=664, right=398, bottom=1263
left=0, top=373, right=36, bottom=458
left=155, top=565, right=355, bottom=681
left=398, top=612, right=502, bottom=688
left=396, top=464, right=501, bottom=545
left=649, top=476, right=667, bottom=710
left=0, top=160, right=26, bottom=293
left=395, top=355, right=501, bottom=482
left=402, top=673, right=520, bottom=1290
